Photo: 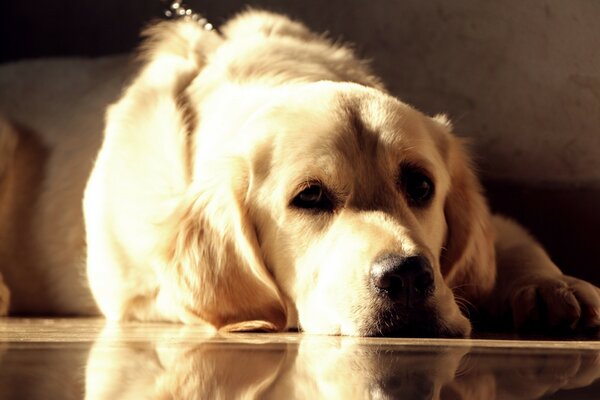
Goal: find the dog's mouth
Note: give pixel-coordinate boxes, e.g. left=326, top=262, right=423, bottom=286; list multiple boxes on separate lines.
left=362, top=304, right=468, bottom=338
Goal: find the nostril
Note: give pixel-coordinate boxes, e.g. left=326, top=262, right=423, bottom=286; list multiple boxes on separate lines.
left=413, top=265, right=434, bottom=297
left=372, top=265, right=400, bottom=291
left=370, top=254, right=434, bottom=303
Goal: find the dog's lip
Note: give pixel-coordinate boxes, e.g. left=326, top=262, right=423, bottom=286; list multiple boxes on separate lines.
left=365, top=323, right=468, bottom=338
left=363, top=304, right=468, bottom=338
left=366, top=324, right=446, bottom=338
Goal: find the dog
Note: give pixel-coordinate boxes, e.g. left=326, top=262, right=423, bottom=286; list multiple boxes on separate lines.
left=0, top=10, right=599, bottom=337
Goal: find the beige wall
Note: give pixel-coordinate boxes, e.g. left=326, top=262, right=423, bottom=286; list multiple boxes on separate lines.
left=363, top=1, right=600, bottom=187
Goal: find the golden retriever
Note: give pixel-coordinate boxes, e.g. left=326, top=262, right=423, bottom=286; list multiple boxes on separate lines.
left=0, top=10, right=599, bottom=336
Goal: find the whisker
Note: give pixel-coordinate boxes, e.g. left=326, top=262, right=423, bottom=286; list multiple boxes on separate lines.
left=453, top=295, right=478, bottom=317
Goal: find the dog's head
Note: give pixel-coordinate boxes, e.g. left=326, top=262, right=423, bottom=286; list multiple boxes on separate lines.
left=164, top=81, right=495, bottom=337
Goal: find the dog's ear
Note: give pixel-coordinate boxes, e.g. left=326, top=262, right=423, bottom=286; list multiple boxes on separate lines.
left=441, top=134, right=497, bottom=302
left=159, top=158, right=287, bottom=332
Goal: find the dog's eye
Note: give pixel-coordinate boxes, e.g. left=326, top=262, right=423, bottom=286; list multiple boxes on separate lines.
left=401, top=167, right=434, bottom=207
left=292, top=184, right=333, bottom=211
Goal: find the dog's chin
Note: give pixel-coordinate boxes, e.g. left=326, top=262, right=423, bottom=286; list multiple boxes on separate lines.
left=359, top=307, right=471, bottom=338
left=362, top=323, right=469, bottom=338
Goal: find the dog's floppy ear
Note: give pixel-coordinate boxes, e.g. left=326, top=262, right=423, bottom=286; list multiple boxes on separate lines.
left=159, top=158, right=287, bottom=332
left=440, top=128, right=497, bottom=302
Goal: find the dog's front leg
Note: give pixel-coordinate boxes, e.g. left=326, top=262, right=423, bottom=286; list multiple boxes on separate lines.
left=484, top=216, right=600, bottom=335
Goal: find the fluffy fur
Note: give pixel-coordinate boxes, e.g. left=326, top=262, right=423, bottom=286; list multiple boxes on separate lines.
left=0, top=10, right=598, bottom=336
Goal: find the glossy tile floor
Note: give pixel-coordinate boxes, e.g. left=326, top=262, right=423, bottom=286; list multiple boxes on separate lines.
left=1, top=319, right=599, bottom=399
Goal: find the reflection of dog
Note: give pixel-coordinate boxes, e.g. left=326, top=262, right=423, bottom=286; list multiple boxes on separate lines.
left=0, top=10, right=599, bottom=336
left=84, top=326, right=600, bottom=399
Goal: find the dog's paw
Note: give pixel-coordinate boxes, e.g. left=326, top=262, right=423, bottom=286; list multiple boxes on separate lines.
left=0, top=276, right=9, bottom=316
left=510, top=275, right=600, bottom=335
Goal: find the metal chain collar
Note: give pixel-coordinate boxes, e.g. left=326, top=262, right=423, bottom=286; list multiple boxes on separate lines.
left=161, top=0, right=215, bottom=31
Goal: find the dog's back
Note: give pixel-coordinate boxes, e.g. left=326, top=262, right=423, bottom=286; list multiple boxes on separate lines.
left=217, top=10, right=383, bottom=88
left=0, top=57, right=133, bottom=314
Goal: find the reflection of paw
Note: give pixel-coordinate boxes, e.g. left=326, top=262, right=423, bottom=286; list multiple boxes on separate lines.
left=0, top=277, right=9, bottom=316
left=492, top=350, right=600, bottom=399
left=510, top=275, right=600, bottom=334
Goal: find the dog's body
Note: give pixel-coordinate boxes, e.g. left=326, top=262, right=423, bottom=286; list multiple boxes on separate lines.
left=0, top=11, right=598, bottom=336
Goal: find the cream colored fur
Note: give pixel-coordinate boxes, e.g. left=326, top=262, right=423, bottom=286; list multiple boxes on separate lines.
left=0, top=10, right=598, bottom=336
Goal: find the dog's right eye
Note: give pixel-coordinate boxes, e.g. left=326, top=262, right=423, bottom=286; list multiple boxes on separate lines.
left=291, top=184, right=334, bottom=211
left=401, top=166, right=435, bottom=207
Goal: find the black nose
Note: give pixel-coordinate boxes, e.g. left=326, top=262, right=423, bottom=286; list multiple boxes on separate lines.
left=370, top=254, right=434, bottom=304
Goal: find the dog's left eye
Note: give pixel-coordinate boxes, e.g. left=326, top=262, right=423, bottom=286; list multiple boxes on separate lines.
left=291, top=184, right=334, bottom=211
